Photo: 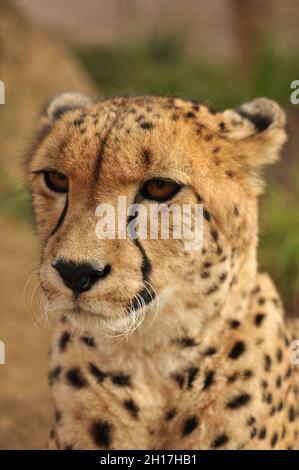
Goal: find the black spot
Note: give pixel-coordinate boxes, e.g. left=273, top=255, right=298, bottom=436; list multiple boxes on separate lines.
left=203, top=261, right=212, bottom=269
left=178, top=337, right=198, bottom=348
left=89, top=363, right=107, bottom=383
left=124, top=399, right=139, bottom=419
left=211, top=434, right=229, bottom=448
left=140, top=121, right=154, bottom=130
left=206, top=284, right=218, bottom=295
left=255, top=313, right=266, bottom=326
left=243, top=369, right=253, bottom=379
left=281, top=426, right=286, bottom=439
left=187, top=367, right=199, bottom=389
left=182, top=416, right=199, bottom=436
left=203, top=209, right=211, bottom=221
left=261, top=379, right=268, bottom=389
left=277, top=400, right=283, bottom=412
left=55, top=410, right=62, bottom=422
left=136, top=114, right=145, bottom=122
left=201, top=271, right=210, bottom=279
left=266, top=393, right=272, bottom=404
left=165, top=408, right=177, bottom=421
left=288, top=406, right=296, bottom=422
left=204, top=347, right=217, bottom=356
left=247, top=416, right=256, bottom=426
left=73, top=117, right=84, bottom=127
left=142, top=148, right=152, bottom=165
left=80, top=336, right=96, bottom=348
left=173, top=373, right=185, bottom=388
left=203, top=371, right=214, bottom=390
left=49, top=366, right=62, bottom=385
left=111, top=373, right=131, bottom=387
left=229, top=341, right=245, bottom=359
left=258, top=297, right=266, bottom=305
left=276, top=348, right=283, bottom=363
left=285, top=366, right=292, bottom=379
left=210, top=228, right=218, bottom=242
left=66, top=368, right=87, bottom=389
left=269, top=406, right=276, bottom=416
left=229, top=319, right=240, bottom=329
left=59, top=331, right=71, bottom=351
left=90, top=420, right=113, bottom=449
left=216, top=246, right=223, bottom=256
left=252, top=285, right=261, bottom=295
left=219, top=272, right=227, bottom=283
left=233, top=205, right=240, bottom=216
left=258, top=427, right=267, bottom=440
left=276, top=375, right=282, bottom=388
left=270, top=432, right=278, bottom=448
left=264, top=354, right=272, bottom=372
left=227, top=373, right=238, bottom=383
left=185, top=111, right=195, bottom=119
left=227, top=393, right=251, bottom=409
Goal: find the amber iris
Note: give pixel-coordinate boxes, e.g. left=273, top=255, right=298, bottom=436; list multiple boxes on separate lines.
left=141, top=178, right=181, bottom=202
left=44, top=171, right=68, bottom=193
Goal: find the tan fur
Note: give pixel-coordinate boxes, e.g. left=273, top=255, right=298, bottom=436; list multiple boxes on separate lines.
left=27, top=95, right=299, bottom=450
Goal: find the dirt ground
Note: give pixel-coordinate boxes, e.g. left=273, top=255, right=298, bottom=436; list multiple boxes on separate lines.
left=0, top=214, right=52, bottom=449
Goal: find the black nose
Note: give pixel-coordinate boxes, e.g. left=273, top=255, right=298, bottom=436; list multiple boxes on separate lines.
left=52, top=259, right=111, bottom=293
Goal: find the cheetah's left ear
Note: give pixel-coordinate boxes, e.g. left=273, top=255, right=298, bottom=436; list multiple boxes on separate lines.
left=41, top=92, right=93, bottom=125
left=222, top=98, right=287, bottom=167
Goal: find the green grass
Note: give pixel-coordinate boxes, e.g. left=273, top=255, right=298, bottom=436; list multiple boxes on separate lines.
left=259, top=172, right=299, bottom=312
left=0, top=185, right=32, bottom=222
left=75, top=37, right=299, bottom=108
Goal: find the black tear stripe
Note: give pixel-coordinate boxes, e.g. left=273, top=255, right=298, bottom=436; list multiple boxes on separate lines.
left=46, top=194, right=68, bottom=242
left=133, top=238, right=151, bottom=280
left=130, top=237, right=155, bottom=311
left=127, top=186, right=155, bottom=311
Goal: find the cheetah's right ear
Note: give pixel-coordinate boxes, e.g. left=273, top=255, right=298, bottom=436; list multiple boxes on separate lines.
left=41, top=92, right=93, bottom=125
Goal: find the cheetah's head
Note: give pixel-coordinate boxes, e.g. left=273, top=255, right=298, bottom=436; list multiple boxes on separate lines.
left=27, top=94, right=286, bottom=334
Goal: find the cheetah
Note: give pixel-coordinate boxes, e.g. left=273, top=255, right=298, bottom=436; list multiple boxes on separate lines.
left=27, top=93, right=299, bottom=450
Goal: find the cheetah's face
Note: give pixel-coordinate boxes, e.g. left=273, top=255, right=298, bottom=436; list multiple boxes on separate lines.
left=27, top=94, right=286, bottom=331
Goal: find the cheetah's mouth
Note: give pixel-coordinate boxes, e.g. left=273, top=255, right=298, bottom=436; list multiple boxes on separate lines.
left=129, top=286, right=155, bottom=312
left=65, top=286, right=155, bottom=322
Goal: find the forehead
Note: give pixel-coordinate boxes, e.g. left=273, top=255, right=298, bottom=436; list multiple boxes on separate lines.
left=32, top=96, right=222, bottom=186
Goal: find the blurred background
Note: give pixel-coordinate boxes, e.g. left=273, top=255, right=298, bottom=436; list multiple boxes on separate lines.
left=0, top=0, right=298, bottom=449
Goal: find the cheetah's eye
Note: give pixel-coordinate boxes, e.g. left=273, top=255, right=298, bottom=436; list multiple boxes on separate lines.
left=141, top=178, right=182, bottom=202
left=44, top=171, right=68, bottom=193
